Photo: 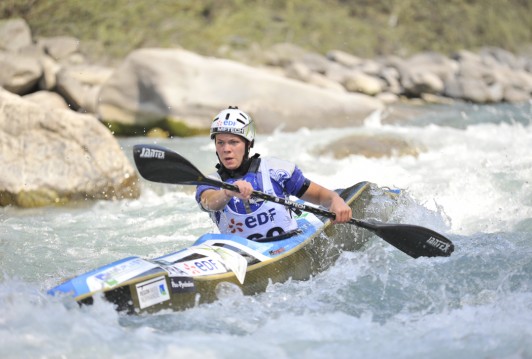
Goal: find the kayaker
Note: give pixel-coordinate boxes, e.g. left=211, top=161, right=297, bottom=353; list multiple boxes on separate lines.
left=196, top=106, right=352, bottom=241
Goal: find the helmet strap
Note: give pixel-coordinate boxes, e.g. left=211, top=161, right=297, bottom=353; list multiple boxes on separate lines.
left=216, top=153, right=261, bottom=180
left=244, top=140, right=252, bottom=160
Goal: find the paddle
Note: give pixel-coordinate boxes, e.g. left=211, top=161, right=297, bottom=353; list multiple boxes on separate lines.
left=133, top=144, right=454, bottom=258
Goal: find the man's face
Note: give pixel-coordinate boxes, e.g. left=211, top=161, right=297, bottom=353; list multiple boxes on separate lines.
left=215, top=133, right=246, bottom=170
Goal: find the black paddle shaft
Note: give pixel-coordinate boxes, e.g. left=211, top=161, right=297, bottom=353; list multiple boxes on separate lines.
left=133, top=144, right=454, bottom=258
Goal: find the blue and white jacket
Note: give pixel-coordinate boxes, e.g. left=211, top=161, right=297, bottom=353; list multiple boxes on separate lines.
left=195, top=156, right=310, bottom=240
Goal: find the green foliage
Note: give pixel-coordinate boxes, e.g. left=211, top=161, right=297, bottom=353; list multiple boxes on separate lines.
left=1, top=0, right=531, bottom=60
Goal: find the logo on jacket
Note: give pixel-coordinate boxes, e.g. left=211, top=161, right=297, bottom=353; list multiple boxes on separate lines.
left=228, top=218, right=244, bottom=233
left=245, top=208, right=277, bottom=228
left=270, top=169, right=290, bottom=184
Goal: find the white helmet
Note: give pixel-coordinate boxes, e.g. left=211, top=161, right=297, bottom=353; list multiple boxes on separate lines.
left=210, top=106, right=255, bottom=146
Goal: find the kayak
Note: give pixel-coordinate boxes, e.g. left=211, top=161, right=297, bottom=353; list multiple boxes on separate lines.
left=48, top=144, right=454, bottom=314
left=48, top=181, right=396, bottom=314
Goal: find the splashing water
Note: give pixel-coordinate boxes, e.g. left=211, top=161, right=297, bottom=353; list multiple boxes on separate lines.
left=1, top=103, right=531, bottom=359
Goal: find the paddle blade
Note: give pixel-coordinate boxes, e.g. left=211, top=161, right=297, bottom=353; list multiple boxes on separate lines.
left=355, top=220, right=454, bottom=258
left=133, top=144, right=208, bottom=185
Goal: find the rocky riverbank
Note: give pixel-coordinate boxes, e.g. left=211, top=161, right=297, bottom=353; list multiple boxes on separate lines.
left=1, top=18, right=531, bottom=135
left=0, top=19, right=139, bottom=207
left=1, top=17, right=531, bottom=207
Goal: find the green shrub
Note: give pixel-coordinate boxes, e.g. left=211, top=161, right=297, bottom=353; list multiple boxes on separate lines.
left=2, top=0, right=530, bottom=60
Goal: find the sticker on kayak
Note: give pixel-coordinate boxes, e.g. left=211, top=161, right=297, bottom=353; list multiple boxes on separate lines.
left=86, top=258, right=159, bottom=292
left=135, top=276, right=170, bottom=309
left=164, top=264, right=188, bottom=277
left=169, top=277, right=195, bottom=294
left=172, top=257, right=226, bottom=277
left=190, top=245, right=248, bottom=284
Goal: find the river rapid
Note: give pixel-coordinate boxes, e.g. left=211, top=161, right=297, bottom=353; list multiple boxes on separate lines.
left=1, top=102, right=531, bottom=359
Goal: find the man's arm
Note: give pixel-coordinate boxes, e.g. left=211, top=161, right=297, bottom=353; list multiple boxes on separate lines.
left=200, top=180, right=254, bottom=211
left=300, top=182, right=352, bottom=223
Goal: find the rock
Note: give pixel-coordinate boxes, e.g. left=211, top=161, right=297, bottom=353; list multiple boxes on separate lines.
left=16, top=45, right=60, bottom=91
left=0, top=18, right=32, bottom=52
left=38, top=54, right=61, bottom=90
left=420, top=93, right=456, bottom=105
left=97, top=48, right=384, bottom=135
left=524, top=57, right=532, bottom=73
left=62, top=64, right=114, bottom=86
left=327, top=50, right=363, bottom=67
left=479, top=46, right=522, bottom=70
left=299, top=52, right=331, bottom=74
left=447, top=51, right=532, bottom=103
left=23, top=90, right=70, bottom=110
left=287, top=62, right=345, bottom=91
left=457, top=55, right=495, bottom=81
left=379, top=66, right=402, bottom=94
left=307, top=72, right=346, bottom=92
left=444, top=53, right=493, bottom=102
left=405, top=71, right=445, bottom=96
left=146, top=127, right=170, bottom=138
left=37, top=36, right=81, bottom=63
left=323, top=61, right=353, bottom=83
left=504, top=86, right=530, bottom=103
left=357, top=59, right=383, bottom=76
left=55, top=65, right=113, bottom=112
left=376, top=92, right=399, bottom=104
left=453, top=77, right=492, bottom=103
left=0, top=88, right=139, bottom=208
left=343, top=71, right=384, bottom=95
left=499, top=69, right=532, bottom=102
left=398, top=52, right=456, bottom=96
left=285, top=62, right=312, bottom=81
left=0, top=51, right=42, bottom=95
left=406, top=52, right=458, bottom=81
left=316, top=133, right=423, bottom=159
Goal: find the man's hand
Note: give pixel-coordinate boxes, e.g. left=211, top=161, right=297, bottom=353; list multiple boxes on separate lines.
left=329, top=195, right=352, bottom=223
left=225, top=180, right=253, bottom=200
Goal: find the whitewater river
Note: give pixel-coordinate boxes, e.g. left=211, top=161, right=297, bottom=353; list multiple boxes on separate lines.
left=1, top=102, right=531, bottom=358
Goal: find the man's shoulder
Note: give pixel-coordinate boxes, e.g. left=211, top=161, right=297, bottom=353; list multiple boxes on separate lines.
left=261, top=156, right=296, bottom=170
left=260, top=156, right=299, bottom=183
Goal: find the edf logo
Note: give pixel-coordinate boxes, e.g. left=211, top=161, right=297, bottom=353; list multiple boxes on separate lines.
left=223, top=120, right=236, bottom=126
left=245, top=208, right=277, bottom=228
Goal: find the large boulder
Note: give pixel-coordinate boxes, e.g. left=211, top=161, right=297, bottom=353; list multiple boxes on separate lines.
left=97, top=48, right=384, bottom=135
left=0, top=88, right=139, bottom=208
